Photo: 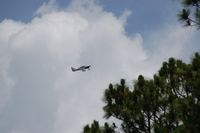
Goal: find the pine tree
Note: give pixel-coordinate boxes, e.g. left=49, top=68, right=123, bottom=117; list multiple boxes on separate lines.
left=178, top=0, right=200, bottom=28
left=82, top=52, right=200, bottom=133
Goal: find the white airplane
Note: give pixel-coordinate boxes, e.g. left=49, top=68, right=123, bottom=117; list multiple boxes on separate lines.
left=71, top=65, right=91, bottom=72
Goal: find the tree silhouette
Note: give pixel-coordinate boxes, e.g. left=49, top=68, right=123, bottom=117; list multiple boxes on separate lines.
left=83, top=120, right=115, bottom=133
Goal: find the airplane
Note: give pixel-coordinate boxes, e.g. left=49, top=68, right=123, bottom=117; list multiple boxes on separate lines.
left=71, top=65, right=91, bottom=72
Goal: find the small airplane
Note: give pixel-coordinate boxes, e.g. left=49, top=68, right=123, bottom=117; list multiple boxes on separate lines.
left=71, top=65, right=91, bottom=72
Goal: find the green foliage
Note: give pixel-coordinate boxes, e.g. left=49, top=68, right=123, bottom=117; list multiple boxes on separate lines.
left=178, top=0, right=200, bottom=28
left=82, top=52, right=200, bottom=133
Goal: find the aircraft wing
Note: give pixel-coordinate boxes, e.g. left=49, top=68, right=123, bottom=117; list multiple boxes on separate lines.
left=81, top=69, right=86, bottom=72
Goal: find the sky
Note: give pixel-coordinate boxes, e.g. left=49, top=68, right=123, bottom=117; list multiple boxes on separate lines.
left=0, top=0, right=199, bottom=133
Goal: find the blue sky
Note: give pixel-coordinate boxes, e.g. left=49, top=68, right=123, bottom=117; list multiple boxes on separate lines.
left=0, top=0, right=199, bottom=133
left=0, top=0, right=180, bottom=35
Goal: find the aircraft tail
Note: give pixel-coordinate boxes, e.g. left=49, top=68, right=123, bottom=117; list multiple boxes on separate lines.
left=71, top=67, right=76, bottom=72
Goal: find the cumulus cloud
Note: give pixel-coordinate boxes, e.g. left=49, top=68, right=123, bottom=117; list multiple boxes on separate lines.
left=34, top=0, right=58, bottom=16
left=0, top=20, right=24, bottom=112
left=142, top=25, right=200, bottom=76
left=0, top=0, right=199, bottom=133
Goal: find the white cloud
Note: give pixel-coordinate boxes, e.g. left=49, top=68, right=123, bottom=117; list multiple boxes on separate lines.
left=0, top=0, right=199, bottom=133
left=142, top=25, right=200, bottom=77
left=0, top=20, right=24, bottom=112
left=34, top=0, right=58, bottom=16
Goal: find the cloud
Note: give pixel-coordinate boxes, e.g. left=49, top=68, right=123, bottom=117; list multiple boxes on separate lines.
left=34, top=0, right=58, bottom=16
left=142, top=25, right=200, bottom=77
left=0, top=19, right=24, bottom=112
left=0, top=0, right=199, bottom=133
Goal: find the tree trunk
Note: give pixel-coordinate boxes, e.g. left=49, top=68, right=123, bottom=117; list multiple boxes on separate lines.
left=147, top=112, right=151, bottom=133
